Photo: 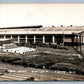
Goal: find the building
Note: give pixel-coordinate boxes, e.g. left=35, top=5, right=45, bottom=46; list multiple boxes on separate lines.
left=0, top=38, right=12, bottom=51
left=0, top=25, right=84, bottom=46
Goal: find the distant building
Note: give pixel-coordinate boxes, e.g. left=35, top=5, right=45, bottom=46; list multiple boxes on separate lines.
left=0, top=25, right=84, bottom=46
left=0, top=39, right=11, bottom=46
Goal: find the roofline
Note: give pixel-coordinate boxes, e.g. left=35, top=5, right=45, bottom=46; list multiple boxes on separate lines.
left=0, top=25, right=42, bottom=29
left=0, top=31, right=81, bottom=35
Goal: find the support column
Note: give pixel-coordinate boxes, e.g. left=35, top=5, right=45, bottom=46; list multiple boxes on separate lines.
left=52, top=35, right=55, bottom=44
left=18, top=35, right=20, bottom=43
left=78, top=36, right=80, bottom=43
left=43, top=35, right=45, bottom=44
left=25, top=35, right=28, bottom=43
left=74, top=36, right=77, bottom=42
left=81, top=35, right=83, bottom=44
left=80, top=35, right=82, bottom=53
left=63, top=35, right=65, bottom=46
left=83, top=36, right=84, bottom=44
left=77, top=36, right=80, bottom=51
left=34, top=35, right=36, bottom=44
left=10, top=35, right=13, bottom=39
left=4, top=35, right=6, bottom=39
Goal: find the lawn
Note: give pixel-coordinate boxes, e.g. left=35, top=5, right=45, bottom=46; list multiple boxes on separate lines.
left=0, top=46, right=84, bottom=75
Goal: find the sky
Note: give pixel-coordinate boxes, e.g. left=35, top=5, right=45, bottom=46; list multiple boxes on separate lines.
left=0, top=4, right=84, bottom=27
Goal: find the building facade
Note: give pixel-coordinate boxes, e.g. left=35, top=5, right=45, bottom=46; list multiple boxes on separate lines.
left=0, top=25, right=84, bottom=46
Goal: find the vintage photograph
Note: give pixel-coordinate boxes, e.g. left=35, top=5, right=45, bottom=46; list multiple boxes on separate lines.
left=0, top=4, right=84, bottom=81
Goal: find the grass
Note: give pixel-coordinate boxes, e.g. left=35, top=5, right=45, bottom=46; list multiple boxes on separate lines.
left=0, top=46, right=84, bottom=75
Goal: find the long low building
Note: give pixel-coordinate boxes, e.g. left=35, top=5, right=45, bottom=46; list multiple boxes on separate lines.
left=0, top=25, right=84, bottom=45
